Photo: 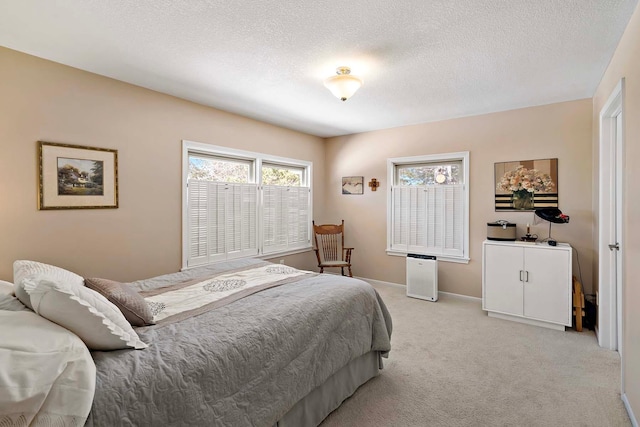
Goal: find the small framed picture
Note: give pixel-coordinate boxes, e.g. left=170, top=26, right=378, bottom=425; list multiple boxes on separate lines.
left=38, top=141, right=119, bottom=210
left=342, top=176, right=364, bottom=195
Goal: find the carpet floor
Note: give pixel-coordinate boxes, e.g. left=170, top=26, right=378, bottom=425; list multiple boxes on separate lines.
left=320, top=283, right=630, bottom=427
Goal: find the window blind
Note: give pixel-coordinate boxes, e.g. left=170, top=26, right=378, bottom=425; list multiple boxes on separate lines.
left=262, top=185, right=310, bottom=254
left=391, top=184, right=464, bottom=257
left=187, top=180, right=258, bottom=267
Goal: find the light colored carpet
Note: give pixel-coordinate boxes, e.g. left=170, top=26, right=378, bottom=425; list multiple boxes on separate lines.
left=321, top=283, right=630, bottom=427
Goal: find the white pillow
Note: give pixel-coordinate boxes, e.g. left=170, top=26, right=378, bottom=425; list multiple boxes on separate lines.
left=23, top=274, right=148, bottom=351
left=0, top=310, right=95, bottom=426
left=13, top=260, right=84, bottom=310
left=0, top=293, right=28, bottom=311
left=0, top=279, right=14, bottom=295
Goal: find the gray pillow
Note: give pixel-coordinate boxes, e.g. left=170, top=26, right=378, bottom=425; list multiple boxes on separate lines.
left=84, top=278, right=155, bottom=326
left=24, top=275, right=147, bottom=350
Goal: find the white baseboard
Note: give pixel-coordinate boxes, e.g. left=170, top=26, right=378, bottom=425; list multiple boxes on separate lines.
left=353, top=275, right=481, bottom=301
left=623, top=393, right=638, bottom=427
left=354, top=276, right=405, bottom=289
left=439, top=291, right=482, bottom=302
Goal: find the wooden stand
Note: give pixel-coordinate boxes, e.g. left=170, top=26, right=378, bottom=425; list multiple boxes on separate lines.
left=572, top=276, right=585, bottom=332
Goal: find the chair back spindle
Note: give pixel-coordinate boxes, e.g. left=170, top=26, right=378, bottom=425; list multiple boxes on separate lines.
left=318, top=232, right=343, bottom=263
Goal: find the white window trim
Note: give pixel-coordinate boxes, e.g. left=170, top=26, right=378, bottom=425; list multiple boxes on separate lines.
left=182, top=140, right=313, bottom=269
left=386, top=151, right=470, bottom=264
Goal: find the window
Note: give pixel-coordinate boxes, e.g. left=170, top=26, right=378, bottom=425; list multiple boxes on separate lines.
left=182, top=141, right=312, bottom=268
left=261, top=163, right=309, bottom=254
left=189, top=154, right=251, bottom=183
left=387, top=152, right=469, bottom=263
left=261, top=163, right=303, bottom=186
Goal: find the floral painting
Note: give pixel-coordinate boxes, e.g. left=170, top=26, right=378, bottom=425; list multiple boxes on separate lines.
left=494, top=159, right=558, bottom=211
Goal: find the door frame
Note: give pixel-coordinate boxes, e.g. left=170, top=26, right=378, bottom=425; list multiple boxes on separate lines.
left=597, top=78, right=624, bottom=361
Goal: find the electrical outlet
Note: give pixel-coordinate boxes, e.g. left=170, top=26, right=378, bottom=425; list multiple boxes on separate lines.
left=279, top=260, right=284, bottom=264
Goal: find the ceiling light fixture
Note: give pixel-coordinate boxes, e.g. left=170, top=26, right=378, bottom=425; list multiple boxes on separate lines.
left=323, top=66, right=363, bottom=101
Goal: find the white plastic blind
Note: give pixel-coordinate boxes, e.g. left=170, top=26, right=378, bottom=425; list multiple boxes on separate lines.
left=187, top=180, right=258, bottom=266
left=188, top=180, right=209, bottom=266
left=263, top=185, right=310, bottom=254
left=391, top=184, right=464, bottom=257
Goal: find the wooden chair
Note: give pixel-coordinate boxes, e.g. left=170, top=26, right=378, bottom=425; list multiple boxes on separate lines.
left=312, top=220, right=353, bottom=277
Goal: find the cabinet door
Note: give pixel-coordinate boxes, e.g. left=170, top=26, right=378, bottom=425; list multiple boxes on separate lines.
left=484, top=244, right=524, bottom=316
left=523, top=247, right=570, bottom=325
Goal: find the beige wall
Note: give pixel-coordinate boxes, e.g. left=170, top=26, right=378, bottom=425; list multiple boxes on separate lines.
left=0, top=47, right=325, bottom=282
left=592, top=1, right=640, bottom=420
left=324, top=99, right=593, bottom=297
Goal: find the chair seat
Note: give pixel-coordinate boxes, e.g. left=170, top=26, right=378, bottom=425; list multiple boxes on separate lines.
left=320, top=260, right=350, bottom=267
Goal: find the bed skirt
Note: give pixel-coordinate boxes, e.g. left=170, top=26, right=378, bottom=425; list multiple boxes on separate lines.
left=275, top=351, right=382, bottom=427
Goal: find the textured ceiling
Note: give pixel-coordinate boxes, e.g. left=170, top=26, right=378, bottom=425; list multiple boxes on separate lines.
left=0, top=0, right=637, bottom=137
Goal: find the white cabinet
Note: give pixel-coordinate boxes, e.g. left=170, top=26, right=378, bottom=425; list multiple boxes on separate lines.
left=482, top=240, right=572, bottom=330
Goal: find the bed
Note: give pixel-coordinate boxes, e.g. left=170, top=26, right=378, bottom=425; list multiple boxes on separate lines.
left=1, top=258, right=392, bottom=427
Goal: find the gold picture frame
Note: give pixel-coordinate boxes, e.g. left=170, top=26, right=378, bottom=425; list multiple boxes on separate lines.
left=38, top=141, right=119, bottom=210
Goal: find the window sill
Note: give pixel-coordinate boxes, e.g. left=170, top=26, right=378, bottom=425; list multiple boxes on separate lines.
left=386, top=250, right=470, bottom=264
left=260, top=246, right=313, bottom=260
left=181, top=247, right=313, bottom=271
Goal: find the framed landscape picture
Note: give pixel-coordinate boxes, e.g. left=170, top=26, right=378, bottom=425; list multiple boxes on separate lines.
left=342, top=176, right=364, bottom=195
left=38, top=141, right=119, bottom=210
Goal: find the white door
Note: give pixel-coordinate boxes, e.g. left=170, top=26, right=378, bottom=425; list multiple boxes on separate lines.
left=598, top=79, right=624, bottom=353
left=523, top=247, right=571, bottom=325
left=613, top=112, right=623, bottom=354
left=483, top=244, right=523, bottom=316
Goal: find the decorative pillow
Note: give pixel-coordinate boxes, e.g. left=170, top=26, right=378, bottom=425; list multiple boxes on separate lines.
left=13, top=260, right=84, bottom=310
left=84, top=278, right=155, bottom=326
left=22, top=274, right=148, bottom=351
left=0, top=280, right=14, bottom=295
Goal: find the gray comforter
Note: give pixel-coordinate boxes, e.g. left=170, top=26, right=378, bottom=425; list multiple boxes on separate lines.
left=85, top=259, right=392, bottom=426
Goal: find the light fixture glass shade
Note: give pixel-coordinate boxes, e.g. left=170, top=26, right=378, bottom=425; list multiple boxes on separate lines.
left=323, top=67, right=363, bottom=101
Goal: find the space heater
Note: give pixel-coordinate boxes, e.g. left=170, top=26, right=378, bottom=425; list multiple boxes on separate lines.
left=406, top=254, right=438, bottom=301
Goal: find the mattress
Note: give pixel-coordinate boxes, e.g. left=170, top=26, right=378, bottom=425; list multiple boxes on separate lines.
left=86, top=258, right=392, bottom=426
